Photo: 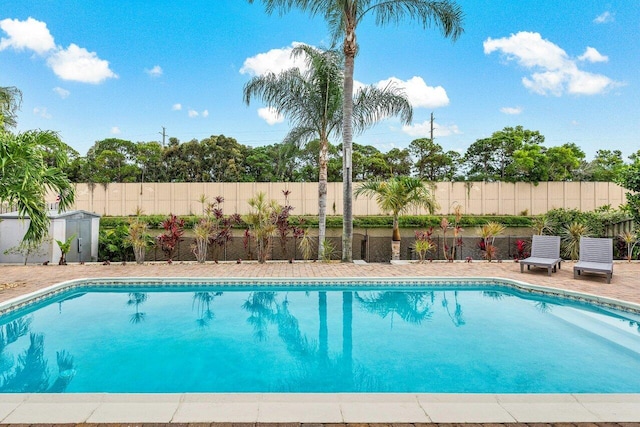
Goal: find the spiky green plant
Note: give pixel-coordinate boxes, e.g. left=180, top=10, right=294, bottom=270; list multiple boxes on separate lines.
left=126, top=220, right=151, bottom=264
left=618, top=231, right=639, bottom=262
left=531, top=215, right=554, bottom=235
left=479, top=221, right=505, bottom=262
left=561, top=222, right=592, bottom=261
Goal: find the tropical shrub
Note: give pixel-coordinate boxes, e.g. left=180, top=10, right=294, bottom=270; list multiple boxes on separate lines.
left=55, top=233, right=76, bottom=265
left=127, top=219, right=151, bottom=264
left=243, top=192, right=280, bottom=263
left=618, top=231, right=639, bottom=262
left=99, top=224, right=132, bottom=262
left=479, top=221, right=505, bottom=262
left=440, top=204, right=464, bottom=261
left=156, top=214, right=185, bottom=262
left=561, top=222, right=592, bottom=260
left=412, top=229, right=435, bottom=263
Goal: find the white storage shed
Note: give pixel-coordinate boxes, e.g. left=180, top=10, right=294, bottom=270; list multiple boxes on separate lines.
left=0, top=210, right=100, bottom=264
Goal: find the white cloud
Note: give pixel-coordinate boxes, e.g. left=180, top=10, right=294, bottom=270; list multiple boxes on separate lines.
left=110, top=126, right=121, bottom=134
left=53, top=86, right=70, bottom=99
left=202, top=110, right=209, bottom=118
left=0, top=17, right=55, bottom=54
left=500, top=106, right=522, bottom=115
left=578, top=46, right=608, bottom=63
left=401, top=120, right=461, bottom=137
left=240, top=42, right=308, bottom=76
left=374, top=76, right=449, bottom=109
left=33, top=107, right=52, bottom=119
left=172, top=103, right=182, bottom=111
left=484, top=31, right=619, bottom=96
left=188, top=109, right=199, bottom=118
left=47, top=43, right=117, bottom=84
left=0, top=17, right=116, bottom=84
left=145, top=65, right=163, bottom=77
left=594, top=11, right=614, bottom=24
left=258, top=107, right=284, bottom=125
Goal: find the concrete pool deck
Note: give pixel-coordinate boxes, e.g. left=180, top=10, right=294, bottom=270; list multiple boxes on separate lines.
left=1, top=260, right=640, bottom=424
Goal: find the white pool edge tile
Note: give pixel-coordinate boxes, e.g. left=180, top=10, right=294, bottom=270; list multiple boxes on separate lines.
left=2, top=393, right=640, bottom=423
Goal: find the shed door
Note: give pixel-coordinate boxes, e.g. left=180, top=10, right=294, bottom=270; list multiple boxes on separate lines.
left=66, top=219, right=92, bottom=262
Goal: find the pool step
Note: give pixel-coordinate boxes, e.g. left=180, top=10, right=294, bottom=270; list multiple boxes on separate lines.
left=548, top=305, right=640, bottom=355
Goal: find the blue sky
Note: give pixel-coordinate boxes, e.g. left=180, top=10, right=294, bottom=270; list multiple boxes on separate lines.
left=1, top=1, right=638, bottom=159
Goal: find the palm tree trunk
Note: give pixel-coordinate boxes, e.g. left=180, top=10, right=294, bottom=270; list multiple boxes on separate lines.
left=318, top=138, right=328, bottom=260
left=342, top=24, right=357, bottom=263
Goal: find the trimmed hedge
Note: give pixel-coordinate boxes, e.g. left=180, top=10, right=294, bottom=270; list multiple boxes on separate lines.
left=100, top=214, right=533, bottom=230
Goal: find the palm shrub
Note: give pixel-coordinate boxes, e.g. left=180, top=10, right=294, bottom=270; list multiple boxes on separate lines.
left=355, top=176, right=438, bottom=260
left=618, top=231, right=639, bottom=262
left=192, top=218, right=214, bottom=263
left=561, top=222, right=592, bottom=261
left=296, top=226, right=315, bottom=261
left=126, top=217, right=151, bottom=264
left=479, top=221, right=505, bottom=262
left=243, top=192, right=280, bottom=263
left=531, top=215, right=554, bottom=235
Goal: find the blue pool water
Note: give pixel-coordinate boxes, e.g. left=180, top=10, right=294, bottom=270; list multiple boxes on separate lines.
left=1, top=283, right=639, bottom=393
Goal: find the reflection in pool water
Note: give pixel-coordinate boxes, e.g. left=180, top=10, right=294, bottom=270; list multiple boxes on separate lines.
left=1, top=285, right=639, bottom=393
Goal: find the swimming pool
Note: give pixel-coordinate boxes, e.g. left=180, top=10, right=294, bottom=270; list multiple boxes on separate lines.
left=1, top=278, right=639, bottom=393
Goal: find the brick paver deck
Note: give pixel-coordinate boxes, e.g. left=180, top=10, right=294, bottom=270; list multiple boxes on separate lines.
left=1, top=260, right=639, bottom=305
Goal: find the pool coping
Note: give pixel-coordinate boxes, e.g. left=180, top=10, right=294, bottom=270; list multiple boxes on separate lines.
left=1, top=276, right=640, bottom=423
left=2, top=275, right=640, bottom=316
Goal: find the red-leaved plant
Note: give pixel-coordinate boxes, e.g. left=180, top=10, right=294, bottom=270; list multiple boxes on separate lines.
left=157, top=214, right=185, bottom=263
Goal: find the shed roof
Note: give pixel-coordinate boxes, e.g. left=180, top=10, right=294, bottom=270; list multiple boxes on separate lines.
left=0, top=210, right=101, bottom=220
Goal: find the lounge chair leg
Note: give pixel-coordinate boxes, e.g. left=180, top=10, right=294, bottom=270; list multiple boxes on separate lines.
left=547, top=267, right=552, bottom=276
left=520, top=263, right=524, bottom=273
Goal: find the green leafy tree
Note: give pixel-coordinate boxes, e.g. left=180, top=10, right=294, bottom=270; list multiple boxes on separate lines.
left=509, top=143, right=548, bottom=183
left=244, top=44, right=412, bottom=259
left=546, top=143, right=584, bottom=181
left=616, top=157, right=640, bottom=224
left=249, top=0, right=464, bottom=262
left=355, top=176, right=438, bottom=259
left=83, top=138, right=139, bottom=183
left=135, top=141, right=165, bottom=183
left=464, top=126, right=545, bottom=182
left=385, top=148, right=412, bottom=178
left=587, top=149, right=625, bottom=182
left=409, top=138, right=460, bottom=180
left=0, top=130, right=75, bottom=243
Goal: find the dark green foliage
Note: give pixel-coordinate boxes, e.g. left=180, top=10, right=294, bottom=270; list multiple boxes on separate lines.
left=544, top=207, right=630, bottom=238
left=98, top=223, right=133, bottom=261
left=616, top=157, right=640, bottom=224
left=101, top=214, right=532, bottom=230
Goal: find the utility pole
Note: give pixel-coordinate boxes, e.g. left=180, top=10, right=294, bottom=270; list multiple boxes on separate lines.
left=159, top=126, right=166, bottom=146
left=430, top=112, right=435, bottom=142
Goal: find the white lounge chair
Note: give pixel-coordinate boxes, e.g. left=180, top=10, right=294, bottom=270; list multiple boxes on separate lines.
left=573, top=237, right=613, bottom=284
left=519, top=235, right=562, bottom=276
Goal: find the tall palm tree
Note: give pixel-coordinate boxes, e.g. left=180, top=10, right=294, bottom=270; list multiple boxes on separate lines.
left=0, top=86, right=21, bottom=130
left=0, top=130, right=75, bottom=244
left=244, top=44, right=412, bottom=259
left=354, top=176, right=438, bottom=260
left=248, top=0, right=464, bottom=262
